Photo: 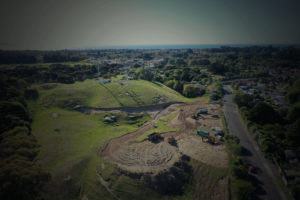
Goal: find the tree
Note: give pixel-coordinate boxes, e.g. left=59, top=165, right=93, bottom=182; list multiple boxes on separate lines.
left=186, top=48, right=193, bottom=54
left=166, top=80, right=176, bottom=88
left=286, top=119, right=300, bottom=146
left=133, top=63, right=140, bottom=68
left=208, top=62, right=227, bottom=75
left=232, top=165, right=248, bottom=179
left=0, top=101, right=30, bottom=132
left=183, top=84, right=202, bottom=98
left=287, top=103, right=300, bottom=122
left=232, top=180, right=255, bottom=200
left=0, top=155, right=50, bottom=200
left=180, top=68, right=191, bottom=82
left=248, top=102, right=280, bottom=125
left=0, top=77, right=50, bottom=200
left=173, top=81, right=184, bottom=93
left=175, top=58, right=186, bottom=66
left=233, top=91, right=254, bottom=108
left=286, top=78, right=300, bottom=104
left=143, top=53, right=153, bottom=60
left=24, top=89, right=39, bottom=100
left=0, top=51, right=37, bottom=64
left=153, top=75, right=163, bottom=82
left=190, top=59, right=210, bottom=66
left=138, top=68, right=154, bottom=81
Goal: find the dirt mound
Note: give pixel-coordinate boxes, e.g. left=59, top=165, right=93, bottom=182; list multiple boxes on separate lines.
left=140, top=156, right=192, bottom=195
left=168, top=112, right=183, bottom=128
left=100, top=122, right=152, bottom=157
left=109, top=140, right=180, bottom=173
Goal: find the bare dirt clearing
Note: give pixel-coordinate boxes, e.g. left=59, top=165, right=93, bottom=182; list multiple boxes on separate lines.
left=100, top=102, right=228, bottom=172
left=177, top=135, right=228, bottom=167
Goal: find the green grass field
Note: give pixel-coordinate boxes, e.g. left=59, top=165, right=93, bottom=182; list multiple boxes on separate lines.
left=29, top=78, right=222, bottom=200
left=136, top=111, right=181, bottom=141
left=30, top=106, right=156, bottom=200
left=35, top=77, right=206, bottom=109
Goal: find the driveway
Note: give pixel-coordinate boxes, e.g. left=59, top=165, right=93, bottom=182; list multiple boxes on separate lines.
left=222, top=85, right=286, bottom=200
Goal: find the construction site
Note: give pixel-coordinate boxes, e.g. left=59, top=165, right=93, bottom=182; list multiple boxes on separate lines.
left=99, top=101, right=229, bottom=199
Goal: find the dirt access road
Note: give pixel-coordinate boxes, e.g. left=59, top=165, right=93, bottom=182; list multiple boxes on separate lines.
left=223, top=85, right=286, bottom=200
left=100, top=102, right=228, bottom=173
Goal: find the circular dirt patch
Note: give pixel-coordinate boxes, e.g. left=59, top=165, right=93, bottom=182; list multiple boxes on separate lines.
left=109, top=141, right=180, bottom=173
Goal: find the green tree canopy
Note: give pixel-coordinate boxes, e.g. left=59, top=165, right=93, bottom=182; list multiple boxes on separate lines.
left=248, top=102, right=280, bottom=125
left=286, top=118, right=300, bottom=146
left=208, top=62, right=227, bottom=75
left=287, top=103, right=300, bottom=122
left=233, top=91, right=254, bottom=108
left=138, top=68, right=154, bottom=81
left=183, top=84, right=202, bottom=98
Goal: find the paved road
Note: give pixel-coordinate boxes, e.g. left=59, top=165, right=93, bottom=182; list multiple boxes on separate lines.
left=222, top=85, right=286, bottom=200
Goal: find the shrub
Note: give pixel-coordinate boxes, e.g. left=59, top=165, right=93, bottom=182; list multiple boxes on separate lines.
left=233, top=91, right=254, bottom=108
left=183, top=84, right=203, bottom=98
left=232, top=179, right=255, bottom=200
left=25, top=89, right=39, bottom=100
left=232, top=165, right=248, bottom=179
left=248, top=102, right=280, bottom=124
left=287, top=103, right=300, bottom=122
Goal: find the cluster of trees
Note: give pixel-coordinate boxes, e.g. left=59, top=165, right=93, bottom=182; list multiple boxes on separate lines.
left=137, top=68, right=206, bottom=98
left=0, top=51, right=37, bottom=64
left=210, top=82, right=224, bottom=101
left=182, top=84, right=203, bottom=98
left=43, top=52, right=85, bottom=63
left=0, top=76, right=50, bottom=200
left=0, top=50, right=91, bottom=64
left=234, top=78, right=300, bottom=199
left=165, top=80, right=184, bottom=93
left=135, top=68, right=154, bottom=81
left=285, top=78, right=300, bottom=149
left=134, top=58, right=211, bottom=97
left=0, top=63, right=124, bottom=84
left=190, top=59, right=210, bottom=66
left=225, top=134, right=255, bottom=200
left=233, top=78, right=300, bottom=160
left=233, top=91, right=285, bottom=155
left=0, top=64, right=97, bottom=84
left=208, top=62, right=228, bottom=75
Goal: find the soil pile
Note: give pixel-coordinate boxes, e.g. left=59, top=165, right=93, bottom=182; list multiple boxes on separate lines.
left=140, top=156, right=192, bottom=195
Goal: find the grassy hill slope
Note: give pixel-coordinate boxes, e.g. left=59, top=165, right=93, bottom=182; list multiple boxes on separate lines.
left=36, top=77, right=191, bottom=109
left=28, top=77, right=213, bottom=200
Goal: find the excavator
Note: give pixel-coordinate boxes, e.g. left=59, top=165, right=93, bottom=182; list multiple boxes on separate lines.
left=197, top=130, right=215, bottom=144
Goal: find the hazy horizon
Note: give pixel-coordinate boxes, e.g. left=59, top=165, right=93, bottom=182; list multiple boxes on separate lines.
left=1, top=0, right=300, bottom=50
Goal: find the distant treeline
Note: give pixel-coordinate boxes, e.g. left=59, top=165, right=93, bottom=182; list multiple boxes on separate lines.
left=0, top=63, right=124, bottom=84
left=43, top=52, right=86, bottom=63
left=0, top=51, right=37, bottom=64
left=1, top=46, right=300, bottom=64
left=206, top=45, right=300, bottom=59
left=0, top=50, right=87, bottom=64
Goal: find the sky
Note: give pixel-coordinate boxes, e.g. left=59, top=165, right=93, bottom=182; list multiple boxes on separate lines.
left=0, top=0, right=300, bottom=50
